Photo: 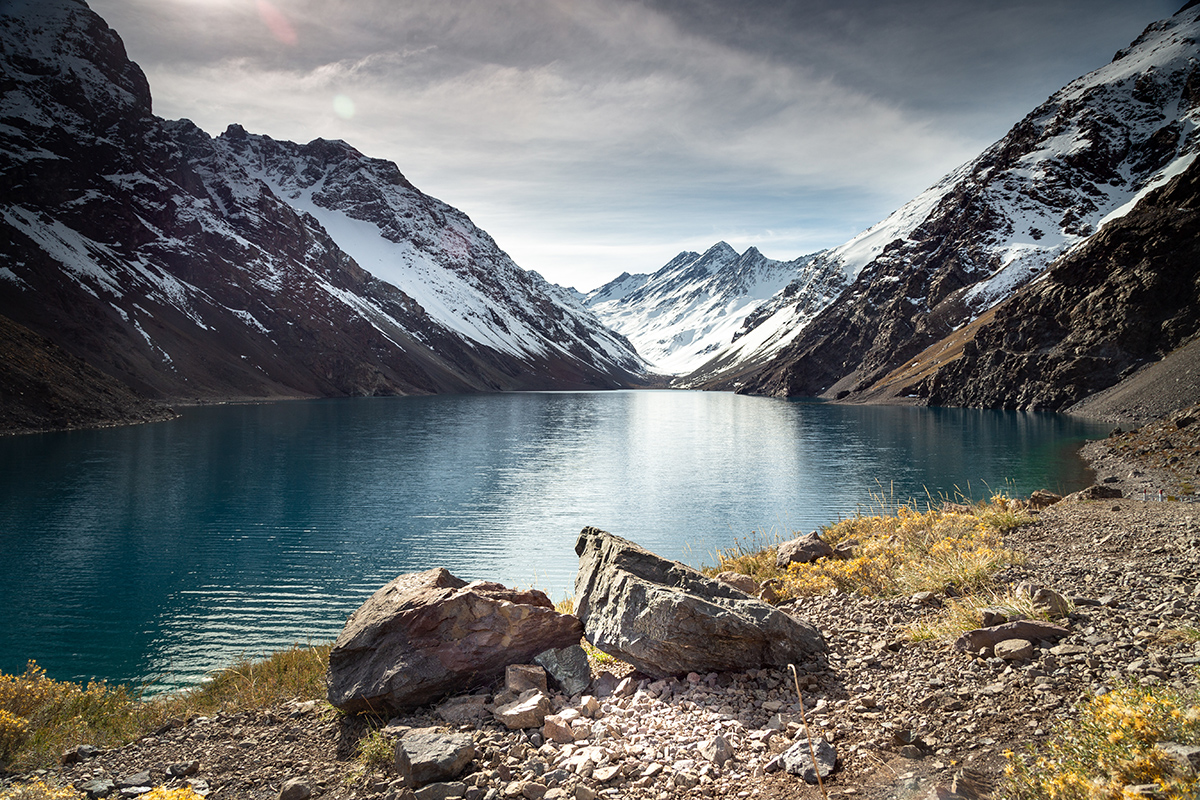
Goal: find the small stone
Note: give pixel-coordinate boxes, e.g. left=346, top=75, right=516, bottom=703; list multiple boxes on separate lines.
left=166, top=761, right=200, bottom=778
left=780, top=738, right=837, bottom=784
left=61, top=744, right=101, bottom=765
left=699, top=734, right=734, bottom=765
left=714, top=572, right=759, bottom=595
left=1155, top=742, right=1200, bottom=776
left=593, top=765, right=621, bottom=783
left=116, top=773, right=151, bottom=790
left=507, top=665, right=549, bottom=695
left=400, top=728, right=477, bottom=785
left=495, top=689, right=555, bottom=730
left=81, top=779, right=116, bottom=800
left=278, top=778, right=313, bottom=800
left=575, top=787, right=597, bottom=800
left=995, top=639, right=1035, bottom=661
left=899, top=745, right=924, bottom=759
left=415, top=783, right=469, bottom=800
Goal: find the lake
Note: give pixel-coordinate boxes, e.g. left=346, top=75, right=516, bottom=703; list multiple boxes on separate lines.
left=0, top=390, right=1108, bottom=691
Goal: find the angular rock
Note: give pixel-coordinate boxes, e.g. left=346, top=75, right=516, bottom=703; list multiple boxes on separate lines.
left=278, top=778, right=313, bottom=800
left=779, top=737, right=837, bottom=784
left=979, top=607, right=1009, bottom=627
left=574, top=528, right=826, bottom=677
left=714, top=571, right=759, bottom=594
left=954, top=620, right=1070, bottom=653
left=60, top=744, right=101, bottom=765
left=1028, top=490, right=1062, bottom=509
left=995, top=638, right=1035, bottom=661
left=1033, top=588, right=1071, bottom=617
left=327, top=568, right=583, bottom=713
left=699, top=734, right=734, bottom=765
left=775, top=532, right=833, bottom=569
left=535, top=645, right=592, bottom=696
left=542, top=714, right=576, bottom=745
left=495, top=689, right=554, bottom=730
left=400, top=728, right=477, bottom=786
left=506, top=664, right=549, bottom=695
left=435, top=694, right=490, bottom=724
left=80, top=779, right=115, bottom=799
left=415, top=782, right=469, bottom=800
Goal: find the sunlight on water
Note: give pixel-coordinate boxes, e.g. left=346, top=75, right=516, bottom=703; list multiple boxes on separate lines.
left=0, top=391, right=1107, bottom=690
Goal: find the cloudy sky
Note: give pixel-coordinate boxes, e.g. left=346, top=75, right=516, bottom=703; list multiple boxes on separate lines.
left=89, top=0, right=1181, bottom=291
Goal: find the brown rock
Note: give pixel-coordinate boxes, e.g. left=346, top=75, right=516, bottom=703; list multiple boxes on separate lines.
left=327, top=568, right=584, bottom=714
left=954, top=620, right=1070, bottom=653
left=775, top=532, right=833, bottom=568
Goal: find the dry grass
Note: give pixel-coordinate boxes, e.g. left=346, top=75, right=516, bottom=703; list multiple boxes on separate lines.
left=907, top=587, right=1063, bottom=641
left=1003, top=680, right=1200, bottom=799
left=708, top=495, right=1030, bottom=605
left=0, top=644, right=332, bottom=773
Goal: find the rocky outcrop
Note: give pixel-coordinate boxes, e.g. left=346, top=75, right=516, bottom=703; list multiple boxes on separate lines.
left=906, top=157, right=1200, bottom=412
left=326, top=568, right=584, bottom=714
left=572, top=527, right=827, bottom=677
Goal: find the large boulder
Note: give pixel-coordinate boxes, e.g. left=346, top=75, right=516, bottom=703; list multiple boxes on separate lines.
left=327, top=568, right=584, bottom=714
left=573, top=527, right=827, bottom=677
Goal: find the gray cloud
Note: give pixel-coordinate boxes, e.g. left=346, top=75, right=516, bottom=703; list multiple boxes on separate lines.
left=90, top=0, right=1182, bottom=289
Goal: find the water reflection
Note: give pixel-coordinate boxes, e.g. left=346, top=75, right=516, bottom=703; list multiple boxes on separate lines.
left=0, top=392, right=1107, bottom=690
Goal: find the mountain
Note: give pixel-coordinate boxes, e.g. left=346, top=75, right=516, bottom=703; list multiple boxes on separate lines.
left=691, top=4, right=1200, bottom=404
left=0, top=0, right=644, bottom=431
left=585, top=243, right=845, bottom=376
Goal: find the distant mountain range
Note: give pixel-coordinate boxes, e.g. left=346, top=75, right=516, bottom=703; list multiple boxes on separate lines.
left=588, top=4, right=1200, bottom=416
left=2, top=0, right=1198, bottom=433
left=0, top=0, right=645, bottom=432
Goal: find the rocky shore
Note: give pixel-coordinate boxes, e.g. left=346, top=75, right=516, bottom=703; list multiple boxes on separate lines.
left=8, top=412, right=1200, bottom=800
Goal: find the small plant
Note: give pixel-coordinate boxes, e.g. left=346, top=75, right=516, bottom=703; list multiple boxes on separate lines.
left=0, top=644, right=333, bottom=771
left=355, top=728, right=394, bottom=772
left=0, top=780, right=81, bottom=800
left=775, top=496, right=1027, bottom=602
left=138, top=790, right=206, bottom=800
left=1003, top=680, right=1200, bottom=800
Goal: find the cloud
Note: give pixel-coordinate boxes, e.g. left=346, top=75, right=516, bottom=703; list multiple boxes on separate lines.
left=90, top=0, right=1182, bottom=289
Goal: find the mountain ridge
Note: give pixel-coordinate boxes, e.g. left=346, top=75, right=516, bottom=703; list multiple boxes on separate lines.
left=678, top=4, right=1200, bottom=406
left=0, top=0, right=647, bottom=432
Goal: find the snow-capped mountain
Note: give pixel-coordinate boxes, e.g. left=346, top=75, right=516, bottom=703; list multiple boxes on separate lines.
left=584, top=243, right=844, bottom=375
left=0, top=0, right=644, bottom=426
left=695, top=4, right=1200, bottom=398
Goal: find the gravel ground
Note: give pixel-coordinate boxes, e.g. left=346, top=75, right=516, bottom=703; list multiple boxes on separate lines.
left=7, top=407, right=1200, bottom=800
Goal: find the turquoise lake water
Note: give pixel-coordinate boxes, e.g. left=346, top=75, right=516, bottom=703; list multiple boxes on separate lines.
left=0, top=391, right=1109, bottom=691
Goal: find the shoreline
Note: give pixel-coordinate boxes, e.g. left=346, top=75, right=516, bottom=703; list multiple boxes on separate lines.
left=3, top=406, right=1197, bottom=800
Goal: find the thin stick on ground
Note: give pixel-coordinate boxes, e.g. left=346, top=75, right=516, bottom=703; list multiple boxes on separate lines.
left=788, top=664, right=829, bottom=800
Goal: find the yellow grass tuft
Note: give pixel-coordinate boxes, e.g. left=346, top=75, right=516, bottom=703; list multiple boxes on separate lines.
left=1003, top=680, right=1200, bottom=800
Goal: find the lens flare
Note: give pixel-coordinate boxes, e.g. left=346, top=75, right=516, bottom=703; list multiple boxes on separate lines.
left=256, top=0, right=297, bottom=46
left=333, top=94, right=356, bottom=120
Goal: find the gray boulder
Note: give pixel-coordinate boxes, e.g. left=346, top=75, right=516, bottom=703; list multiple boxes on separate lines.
left=327, top=568, right=584, bottom=714
left=399, top=728, right=476, bottom=786
left=573, top=527, right=826, bottom=677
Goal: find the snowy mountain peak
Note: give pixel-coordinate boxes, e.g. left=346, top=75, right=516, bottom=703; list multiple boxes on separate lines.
left=585, top=242, right=843, bottom=375
left=0, top=0, right=646, bottom=410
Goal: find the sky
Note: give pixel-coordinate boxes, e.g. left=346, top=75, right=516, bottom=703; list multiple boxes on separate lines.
left=87, top=0, right=1183, bottom=291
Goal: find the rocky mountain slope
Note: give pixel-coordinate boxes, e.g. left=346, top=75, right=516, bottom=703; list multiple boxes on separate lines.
left=0, top=0, right=644, bottom=431
left=855, top=156, right=1200, bottom=417
left=585, top=244, right=844, bottom=376
left=690, top=4, right=1200, bottom=403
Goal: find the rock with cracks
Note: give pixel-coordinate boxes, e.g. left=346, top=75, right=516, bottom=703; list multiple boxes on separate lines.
left=573, top=527, right=826, bottom=677
left=327, top=568, right=584, bottom=714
